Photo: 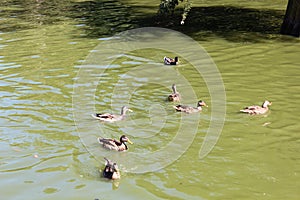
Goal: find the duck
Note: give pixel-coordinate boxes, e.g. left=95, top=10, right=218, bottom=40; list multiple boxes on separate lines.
left=240, top=100, right=272, bottom=115
left=173, top=100, right=207, bottom=113
left=102, top=157, right=120, bottom=180
left=91, top=106, right=132, bottom=122
left=98, top=135, right=133, bottom=151
left=164, top=56, right=179, bottom=65
left=168, top=84, right=181, bottom=102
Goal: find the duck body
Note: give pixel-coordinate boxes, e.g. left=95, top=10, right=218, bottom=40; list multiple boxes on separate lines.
left=98, top=135, right=133, bottom=151
left=102, top=158, right=120, bottom=180
left=240, top=100, right=272, bottom=115
left=164, top=56, right=179, bottom=65
left=168, top=84, right=180, bottom=102
left=174, top=100, right=207, bottom=113
left=92, top=106, right=132, bottom=122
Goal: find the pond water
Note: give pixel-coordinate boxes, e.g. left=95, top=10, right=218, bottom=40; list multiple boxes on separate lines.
left=0, top=0, right=299, bottom=199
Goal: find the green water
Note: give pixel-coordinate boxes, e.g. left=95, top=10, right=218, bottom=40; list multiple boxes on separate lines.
left=0, top=0, right=299, bottom=199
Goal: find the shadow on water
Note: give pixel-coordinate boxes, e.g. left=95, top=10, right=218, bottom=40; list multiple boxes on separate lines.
left=0, top=0, right=295, bottom=42
left=0, top=0, right=71, bottom=32
left=69, top=1, right=289, bottom=42
left=69, top=0, right=137, bottom=37
left=170, top=6, right=287, bottom=42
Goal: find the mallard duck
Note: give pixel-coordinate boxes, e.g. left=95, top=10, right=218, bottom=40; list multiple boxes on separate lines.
left=102, top=157, right=120, bottom=180
left=240, top=100, right=272, bottom=115
left=164, top=56, right=179, bottom=65
left=91, top=106, right=132, bottom=122
left=168, top=84, right=181, bottom=102
left=173, top=100, right=207, bottom=113
left=98, top=135, right=133, bottom=151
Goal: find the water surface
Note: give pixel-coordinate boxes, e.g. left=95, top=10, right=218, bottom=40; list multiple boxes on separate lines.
left=0, top=0, right=299, bottom=199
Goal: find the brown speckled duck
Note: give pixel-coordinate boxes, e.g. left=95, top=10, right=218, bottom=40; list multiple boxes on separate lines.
left=173, top=100, right=207, bottom=113
left=168, top=84, right=181, bottom=102
left=240, top=100, right=272, bottom=115
left=91, top=106, right=132, bottom=122
left=102, top=158, right=120, bottom=180
left=98, top=135, right=133, bottom=151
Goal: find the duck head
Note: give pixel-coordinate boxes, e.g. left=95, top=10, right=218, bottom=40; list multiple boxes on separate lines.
left=262, top=100, right=272, bottom=108
left=197, top=100, right=208, bottom=107
left=121, top=106, right=133, bottom=115
left=120, top=135, right=133, bottom=144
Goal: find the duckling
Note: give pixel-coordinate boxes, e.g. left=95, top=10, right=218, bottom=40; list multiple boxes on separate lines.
left=98, top=135, right=133, bottom=151
left=91, top=106, right=132, bottom=122
left=173, top=100, right=207, bottom=113
left=164, top=56, right=179, bottom=65
left=168, top=84, right=181, bottom=102
left=240, top=100, right=272, bottom=115
left=102, top=157, right=120, bottom=180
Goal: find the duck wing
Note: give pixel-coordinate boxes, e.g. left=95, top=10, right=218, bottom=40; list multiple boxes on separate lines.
left=168, top=93, right=180, bottom=101
left=240, top=105, right=263, bottom=114
left=173, top=105, right=190, bottom=112
left=92, top=113, right=121, bottom=122
left=240, top=105, right=259, bottom=113
left=91, top=113, right=113, bottom=119
left=103, top=165, right=114, bottom=179
left=98, top=138, right=120, bottom=150
left=244, top=105, right=260, bottom=110
left=164, top=56, right=174, bottom=65
left=174, top=104, right=200, bottom=113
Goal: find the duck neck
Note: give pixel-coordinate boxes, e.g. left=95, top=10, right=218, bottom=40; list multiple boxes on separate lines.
left=122, top=142, right=128, bottom=150
left=119, top=137, right=128, bottom=149
left=172, top=85, right=177, bottom=94
left=262, top=102, right=268, bottom=108
left=121, top=108, right=126, bottom=116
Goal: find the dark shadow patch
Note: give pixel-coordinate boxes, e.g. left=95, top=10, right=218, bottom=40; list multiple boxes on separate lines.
left=0, top=0, right=296, bottom=43
left=68, top=2, right=290, bottom=42
left=0, top=0, right=71, bottom=32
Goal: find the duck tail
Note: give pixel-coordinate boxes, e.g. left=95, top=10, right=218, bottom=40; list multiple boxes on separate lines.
left=91, top=113, right=100, bottom=119
left=97, top=137, right=104, bottom=143
left=173, top=105, right=180, bottom=110
left=164, top=56, right=169, bottom=64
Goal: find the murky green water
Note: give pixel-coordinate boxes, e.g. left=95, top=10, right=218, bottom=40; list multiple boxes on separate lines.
left=0, top=0, right=299, bottom=199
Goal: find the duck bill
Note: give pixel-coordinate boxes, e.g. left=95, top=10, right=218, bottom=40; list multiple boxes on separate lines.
left=127, top=139, right=133, bottom=144
left=128, top=109, right=133, bottom=112
left=202, top=102, right=208, bottom=107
